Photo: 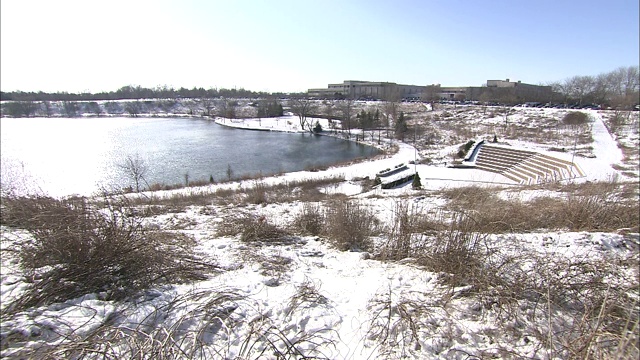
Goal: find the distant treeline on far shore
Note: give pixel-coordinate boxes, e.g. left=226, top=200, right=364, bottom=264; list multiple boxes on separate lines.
left=0, top=85, right=305, bottom=102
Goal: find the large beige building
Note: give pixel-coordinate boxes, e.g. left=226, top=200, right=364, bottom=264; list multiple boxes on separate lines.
left=308, top=79, right=553, bottom=103
left=308, top=80, right=426, bottom=100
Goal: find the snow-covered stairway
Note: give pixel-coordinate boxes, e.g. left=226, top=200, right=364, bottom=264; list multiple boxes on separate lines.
left=475, top=144, right=585, bottom=185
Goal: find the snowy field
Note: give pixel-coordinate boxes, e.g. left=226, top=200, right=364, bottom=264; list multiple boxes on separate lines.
left=1, top=104, right=638, bottom=359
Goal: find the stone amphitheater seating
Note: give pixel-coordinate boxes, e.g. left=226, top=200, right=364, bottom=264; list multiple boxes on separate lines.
left=475, top=144, right=584, bottom=185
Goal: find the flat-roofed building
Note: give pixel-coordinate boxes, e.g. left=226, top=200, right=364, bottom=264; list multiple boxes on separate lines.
left=308, top=80, right=427, bottom=100
left=309, top=79, right=553, bottom=103
left=467, top=79, right=552, bottom=103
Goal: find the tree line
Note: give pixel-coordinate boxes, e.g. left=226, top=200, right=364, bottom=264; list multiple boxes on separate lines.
left=0, top=96, right=291, bottom=118
left=0, top=85, right=302, bottom=102
left=549, top=66, right=639, bottom=108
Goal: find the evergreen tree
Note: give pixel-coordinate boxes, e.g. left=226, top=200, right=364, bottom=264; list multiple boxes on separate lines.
left=313, top=121, right=323, bottom=133
left=412, top=172, right=422, bottom=189
left=395, top=111, right=408, bottom=140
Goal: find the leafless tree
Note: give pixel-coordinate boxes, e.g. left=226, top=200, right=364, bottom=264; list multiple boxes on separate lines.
left=290, top=97, right=316, bottom=132
left=477, top=92, right=493, bottom=114
left=567, top=75, right=597, bottom=105
left=124, top=101, right=142, bottom=117
left=85, top=102, right=102, bottom=116
left=185, top=99, right=200, bottom=116
left=381, top=89, right=401, bottom=138
left=323, top=100, right=338, bottom=133
left=62, top=101, right=79, bottom=117
left=421, top=84, right=441, bottom=110
left=118, top=154, right=149, bottom=192
left=198, top=97, right=213, bottom=117
left=554, top=66, right=639, bottom=107
left=492, top=93, right=518, bottom=128
left=337, top=99, right=354, bottom=138
left=42, top=101, right=53, bottom=117
left=217, top=99, right=237, bottom=118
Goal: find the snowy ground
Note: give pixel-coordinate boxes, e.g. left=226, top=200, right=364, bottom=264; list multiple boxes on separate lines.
left=1, top=105, right=638, bottom=359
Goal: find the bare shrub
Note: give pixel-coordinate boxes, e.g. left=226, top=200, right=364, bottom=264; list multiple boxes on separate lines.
left=515, top=254, right=640, bottom=360
left=0, top=194, right=216, bottom=314
left=237, top=215, right=290, bottom=243
left=117, top=153, right=149, bottom=192
left=417, top=213, right=488, bottom=287
left=237, top=317, right=337, bottom=360
left=245, top=180, right=268, bottom=205
left=443, top=181, right=639, bottom=233
left=378, top=201, right=441, bottom=261
left=324, top=199, right=379, bottom=251
left=291, top=203, right=325, bottom=236
left=285, top=277, right=330, bottom=318
left=562, top=111, right=590, bottom=126
left=441, top=185, right=498, bottom=211
left=13, top=288, right=246, bottom=359
left=366, top=287, right=436, bottom=357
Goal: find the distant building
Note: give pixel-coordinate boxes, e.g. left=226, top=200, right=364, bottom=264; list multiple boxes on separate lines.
left=308, top=80, right=426, bottom=100
left=308, top=79, right=553, bottom=103
left=439, top=86, right=468, bottom=100
left=467, top=79, right=553, bottom=103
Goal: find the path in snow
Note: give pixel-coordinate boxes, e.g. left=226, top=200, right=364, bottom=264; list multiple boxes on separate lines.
left=578, top=112, right=624, bottom=181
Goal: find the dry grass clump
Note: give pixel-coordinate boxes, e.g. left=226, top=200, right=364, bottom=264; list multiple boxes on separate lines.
left=0, top=194, right=216, bottom=314
left=245, top=180, right=268, bottom=204
left=442, top=180, right=639, bottom=233
left=285, top=278, right=330, bottom=318
left=125, top=191, right=218, bottom=213
left=378, top=203, right=493, bottom=287
left=414, top=213, right=490, bottom=288
left=518, top=255, right=639, bottom=360
left=378, top=201, right=442, bottom=261
left=366, top=287, right=437, bottom=358
left=290, top=203, right=325, bottom=236
left=125, top=175, right=346, bottom=213
left=3, top=285, right=339, bottom=359
left=323, top=199, right=380, bottom=251
left=441, top=185, right=499, bottom=210
left=376, top=200, right=639, bottom=358
left=236, top=317, right=337, bottom=360
left=234, top=214, right=291, bottom=243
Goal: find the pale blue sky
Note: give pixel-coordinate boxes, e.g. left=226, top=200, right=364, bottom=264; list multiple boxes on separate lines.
left=1, top=0, right=638, bottom=93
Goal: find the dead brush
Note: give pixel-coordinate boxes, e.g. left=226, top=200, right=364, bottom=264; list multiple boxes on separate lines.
left=366, top=286, right=437, bottom=357
left=290, top=203, right=325, bottom=236
left=442, top=181, right=640, bottom=233
left=215, top=211, right=291, bottom=243
left=244, top=180, right=268, bottom=205
left=378, top=201, right=441, bottom=261
left=239, top=251, right=293, bottom=281
left=238, top=214, right=291, bottom=243
left=441, top=185, right=500, bottom=211
left=481, top=251, right=640, bottom=360
left=0, top=194, right=217, bottom=315
left=285, top=277, right=330, bottom=318
left=323, top=199, right=379, bottom=252
left=237, top=315, right=337, bottom=360
left=28, top=288, right=246, bottom=360
left=416, top=212, right=488, bottom=287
